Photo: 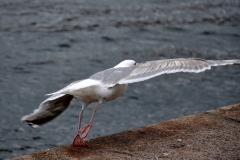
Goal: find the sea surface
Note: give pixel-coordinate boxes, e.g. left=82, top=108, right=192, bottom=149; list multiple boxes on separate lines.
left=0, top=0, right=240, bottom=159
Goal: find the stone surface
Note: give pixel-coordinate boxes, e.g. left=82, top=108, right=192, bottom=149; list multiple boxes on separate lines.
left=10, top=103, right=240, bottom=160
left=207, top=103, right=240, bottom=122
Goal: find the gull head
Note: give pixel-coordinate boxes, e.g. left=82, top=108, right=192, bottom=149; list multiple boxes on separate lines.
left=114, top=60, right=136, bottom=68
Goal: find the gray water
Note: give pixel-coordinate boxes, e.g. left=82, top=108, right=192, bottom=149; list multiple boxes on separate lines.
left=0, top=0, right=240, bottom=159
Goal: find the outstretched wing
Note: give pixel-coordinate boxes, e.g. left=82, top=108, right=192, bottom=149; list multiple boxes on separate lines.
left=46, top=79, right=100, bottom=96
left=21, top=94, right=74, bottom=127
left=90, top=58, right=240, bottom=86
left=118, top=58, right=240, bottom=84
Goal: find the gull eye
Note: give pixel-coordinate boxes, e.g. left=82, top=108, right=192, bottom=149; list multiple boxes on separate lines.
left=134, top=62, right=137, bottom=65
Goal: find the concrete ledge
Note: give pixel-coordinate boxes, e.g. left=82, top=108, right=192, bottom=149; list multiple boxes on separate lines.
left=10, top=103, right=240, bottom=160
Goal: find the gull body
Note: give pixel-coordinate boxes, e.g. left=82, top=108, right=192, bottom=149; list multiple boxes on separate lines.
left=45, top=60, right=135, bottom=104
left=75, top=83, right=128, bottom=103
left=21, top=58, right=240, bottom=146
left=56, top=79, right=128, bottom=103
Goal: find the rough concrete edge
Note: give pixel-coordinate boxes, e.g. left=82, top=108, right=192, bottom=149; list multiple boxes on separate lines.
left=8, top=103, right=240, bottom=160
left=206, top=103, right=240, bottom=122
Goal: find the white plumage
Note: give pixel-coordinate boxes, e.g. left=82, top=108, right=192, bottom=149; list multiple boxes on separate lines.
left=21, top=58, right=240, bottom=146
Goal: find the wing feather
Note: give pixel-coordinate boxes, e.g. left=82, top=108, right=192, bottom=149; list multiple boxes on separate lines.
left=46, top=79, right=100, bottom=95
left=21, top=94, right=74, bottom=127
left=117, top=58, right=240, bottom=84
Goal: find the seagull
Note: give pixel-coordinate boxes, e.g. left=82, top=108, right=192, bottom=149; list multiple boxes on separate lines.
left=21, top=58, right=240, bottom=146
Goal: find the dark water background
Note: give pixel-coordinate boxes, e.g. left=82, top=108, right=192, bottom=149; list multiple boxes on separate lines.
left=0, top=0, right=240, bottom=159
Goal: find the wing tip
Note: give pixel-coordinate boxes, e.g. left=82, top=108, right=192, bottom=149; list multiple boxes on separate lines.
left=21, top=115, right=28, bottom=122
left=21, top=115, right=40, bottom=128
left=45, top=93, right=54, bottom=96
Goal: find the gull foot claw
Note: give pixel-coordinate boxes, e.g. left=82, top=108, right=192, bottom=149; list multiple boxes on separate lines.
left=72, top=122, right=92, bottom=147
left=72, top=134, right=86, bottom=147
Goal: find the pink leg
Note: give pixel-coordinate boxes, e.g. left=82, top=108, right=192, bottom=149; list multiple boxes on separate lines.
left=72, top=99, right=104, bottom=147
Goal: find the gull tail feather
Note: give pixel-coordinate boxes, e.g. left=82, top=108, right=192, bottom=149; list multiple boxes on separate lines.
left=21, top=93, right=74, bottom=128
